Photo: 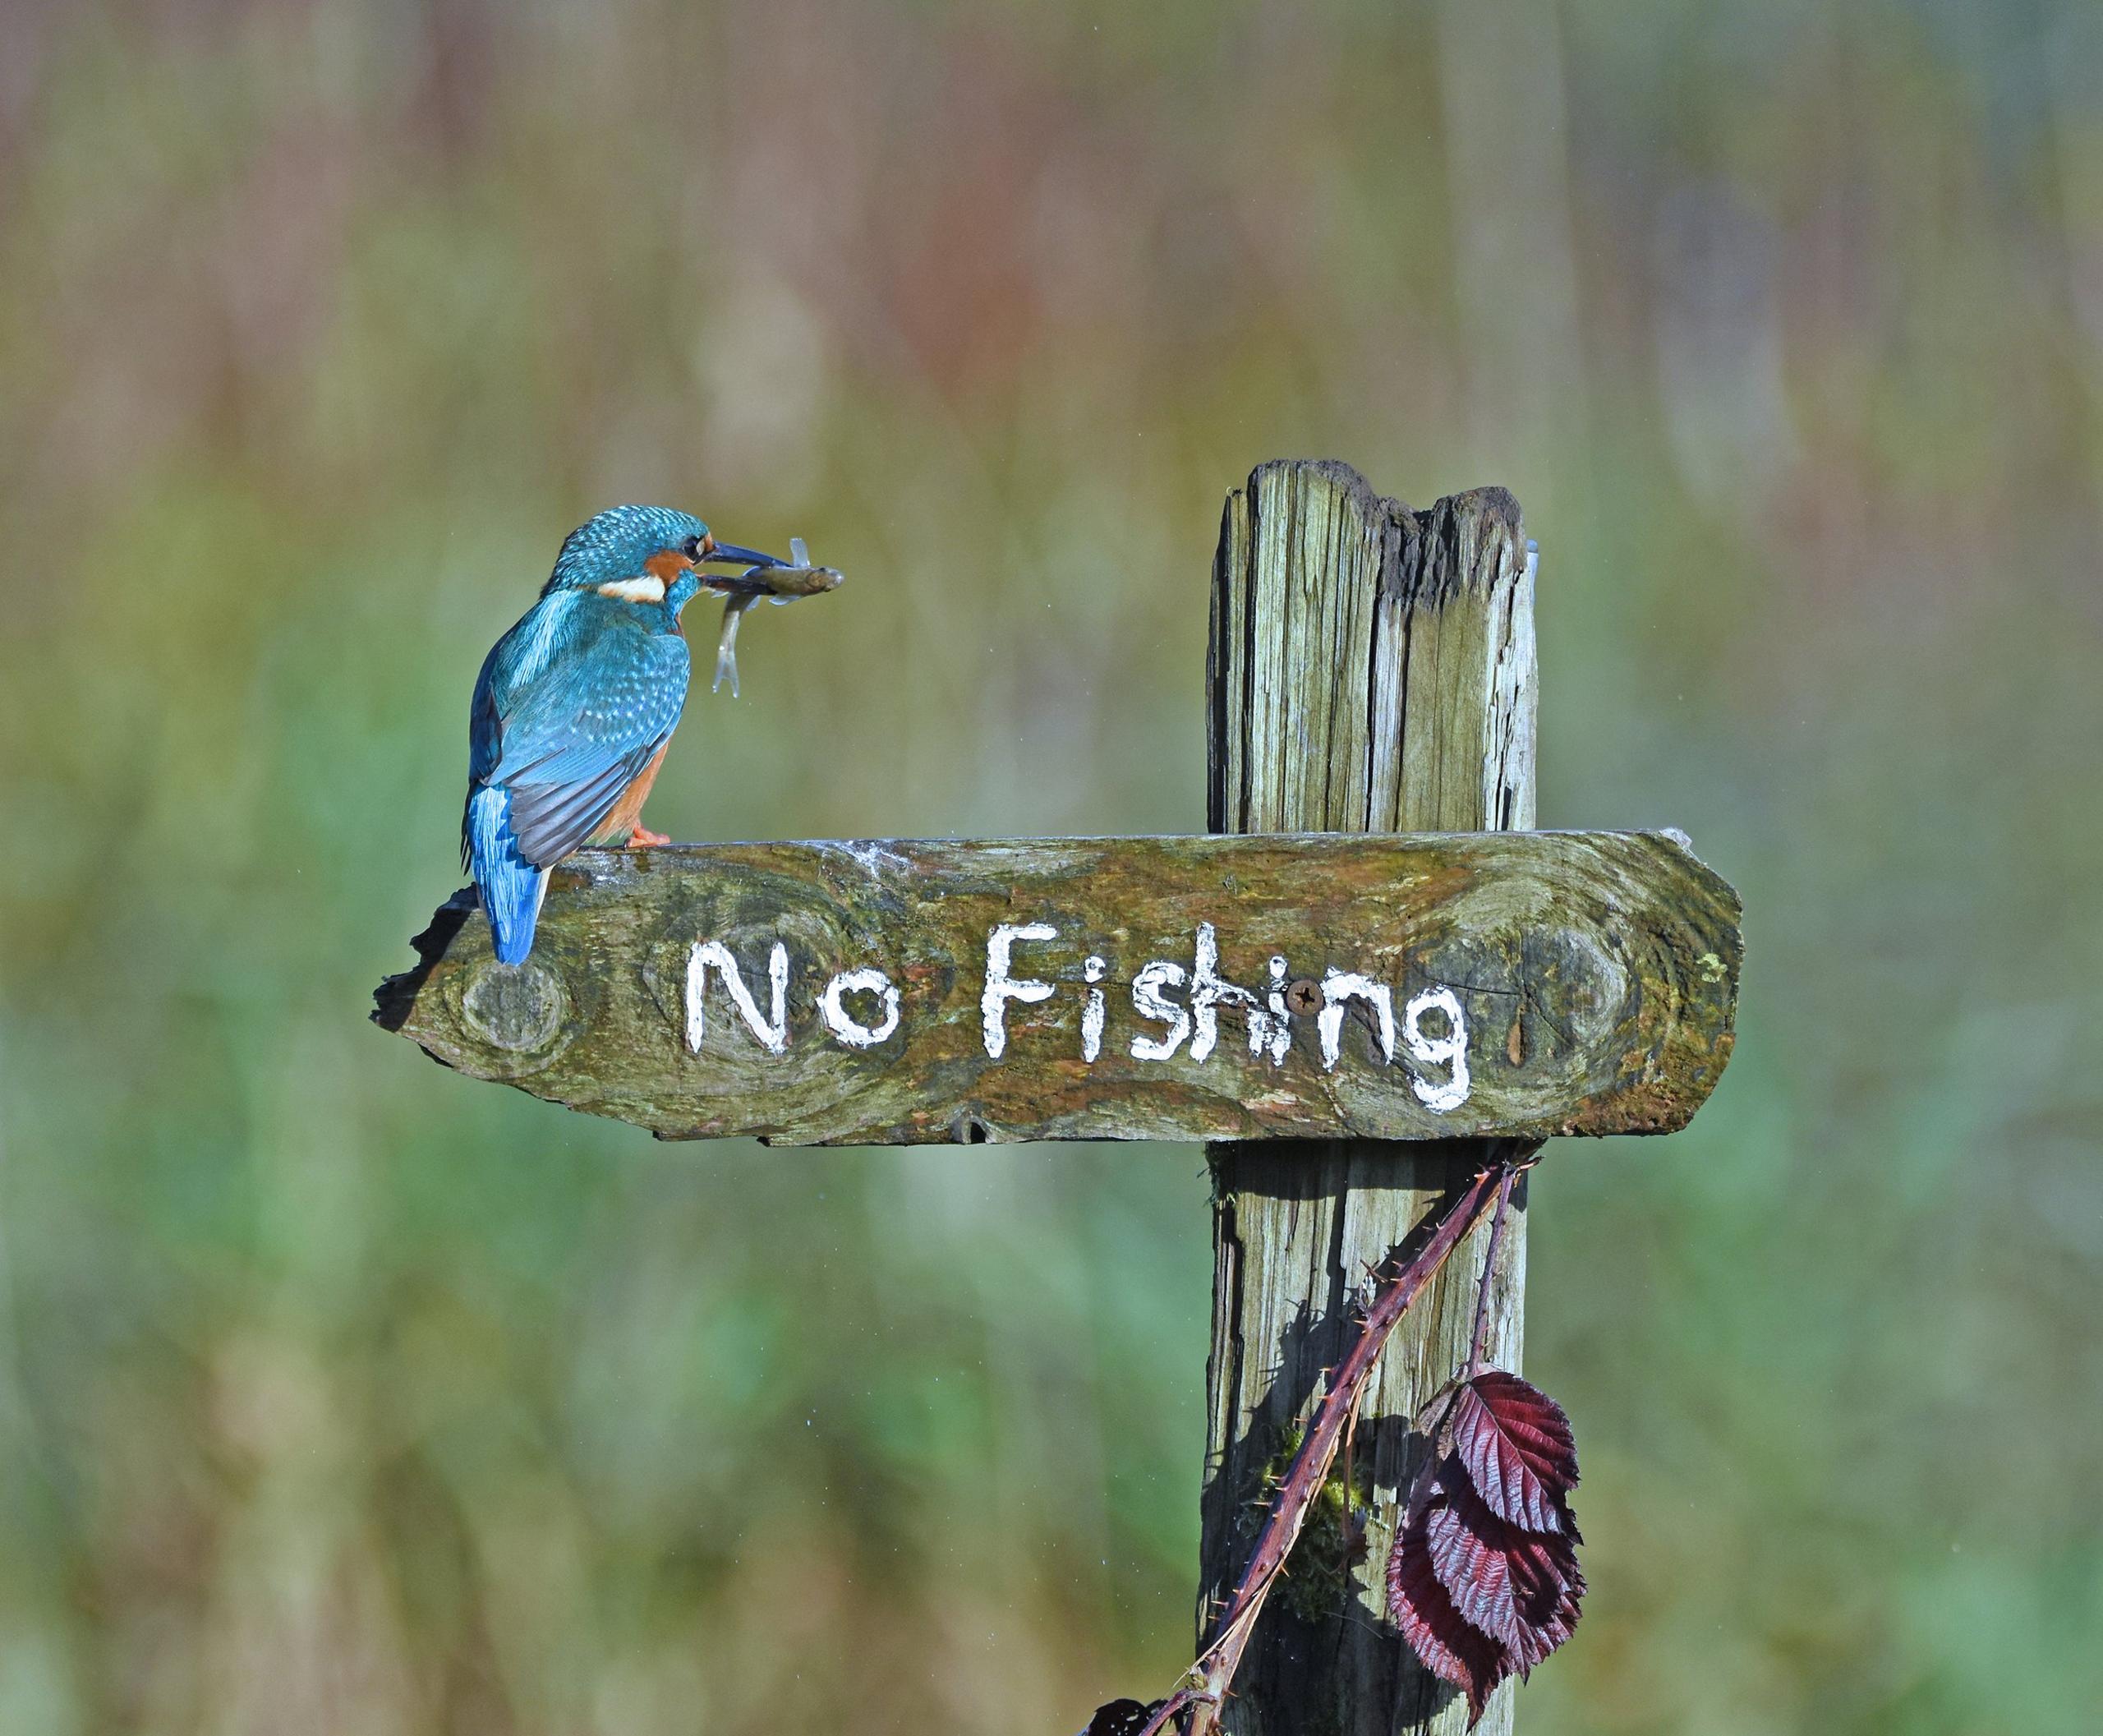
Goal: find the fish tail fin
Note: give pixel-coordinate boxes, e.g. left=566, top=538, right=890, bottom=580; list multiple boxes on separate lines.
left=466, top=785, right=548, bottom=966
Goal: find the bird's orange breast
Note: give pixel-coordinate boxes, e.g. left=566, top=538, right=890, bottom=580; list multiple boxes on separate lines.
left=588, top=742, right=672, bottom=845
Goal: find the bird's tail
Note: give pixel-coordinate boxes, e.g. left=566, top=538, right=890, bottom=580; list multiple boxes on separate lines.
left=466, top=785, right=548, bottom=966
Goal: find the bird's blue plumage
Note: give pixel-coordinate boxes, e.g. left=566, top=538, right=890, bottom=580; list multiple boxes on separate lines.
left=547, top=505, right=711, bottom=594
left=466, top=785, right=543, bottom=965
left=464, top=508, right=709, bottom=965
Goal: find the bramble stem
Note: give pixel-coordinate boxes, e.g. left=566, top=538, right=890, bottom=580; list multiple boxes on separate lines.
left=1466, top=1165, right=1518, bottom=1379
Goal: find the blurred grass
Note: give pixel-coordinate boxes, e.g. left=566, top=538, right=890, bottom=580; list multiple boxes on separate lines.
left=2, top=0, right=2101, bottom=1731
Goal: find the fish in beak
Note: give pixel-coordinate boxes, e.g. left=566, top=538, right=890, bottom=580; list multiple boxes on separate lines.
left=704, top=537, right=844, bottom=696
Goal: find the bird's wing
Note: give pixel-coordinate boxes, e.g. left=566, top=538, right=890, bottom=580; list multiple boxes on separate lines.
left=474, top=595, right=692, bottom=868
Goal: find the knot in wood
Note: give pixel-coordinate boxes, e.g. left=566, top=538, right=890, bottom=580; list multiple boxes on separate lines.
left=462, top=960, right=568, bottom=1052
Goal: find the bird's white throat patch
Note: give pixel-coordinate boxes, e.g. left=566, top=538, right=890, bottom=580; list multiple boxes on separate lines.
left=596, top=575, right=668, bottom=605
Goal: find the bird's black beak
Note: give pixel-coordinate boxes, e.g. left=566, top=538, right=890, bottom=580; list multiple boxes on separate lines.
left=698, top=541, right=785, bottom=569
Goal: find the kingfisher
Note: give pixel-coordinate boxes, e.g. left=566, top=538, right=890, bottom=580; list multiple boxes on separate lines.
left=463, top=504, right=826, bottom=966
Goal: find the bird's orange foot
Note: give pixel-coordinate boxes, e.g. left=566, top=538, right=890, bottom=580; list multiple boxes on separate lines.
left=626, top=825, right=671, bottom=848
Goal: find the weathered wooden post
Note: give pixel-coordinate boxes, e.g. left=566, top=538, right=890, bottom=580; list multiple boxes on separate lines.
left=374, top=458, right=1738, bottom=1734
left=1201, top=461, right=1537, bottom=1734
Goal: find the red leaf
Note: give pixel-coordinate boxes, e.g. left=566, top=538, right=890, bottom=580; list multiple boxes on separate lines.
left=1450, top=1370, right=1580, bottom=1536
left=1419, top=1461, right=1585, bottom=1678
left=1387, top=1498, right=1510, bottom=1725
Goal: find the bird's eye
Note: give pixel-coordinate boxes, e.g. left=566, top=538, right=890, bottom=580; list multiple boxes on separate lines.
left=681, top=534, right=704, bottom=559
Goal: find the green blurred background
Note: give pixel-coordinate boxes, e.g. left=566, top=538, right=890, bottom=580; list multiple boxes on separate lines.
left=2, top=1, right=2100, bottom=1730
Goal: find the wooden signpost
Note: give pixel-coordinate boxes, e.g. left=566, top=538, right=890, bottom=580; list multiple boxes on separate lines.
left=375, top=461, right=1742, bottom=1736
